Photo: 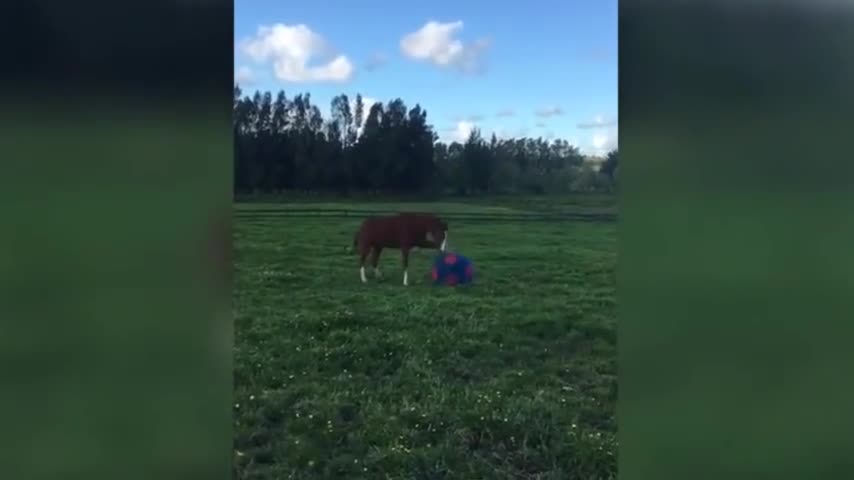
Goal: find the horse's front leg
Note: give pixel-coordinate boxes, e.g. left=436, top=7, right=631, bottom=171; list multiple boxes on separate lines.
left=358, top=245, right=370, bottom=283
left=400, top=246, right=411, bottom=286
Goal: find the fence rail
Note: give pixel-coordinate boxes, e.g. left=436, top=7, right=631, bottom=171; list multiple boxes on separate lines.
left=234, top=208, right=617, bottom=223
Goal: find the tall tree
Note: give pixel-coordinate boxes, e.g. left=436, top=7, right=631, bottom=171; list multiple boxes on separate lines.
left=353, top=94, right=365, bottom=137
left=268, top=91, right=290, bottom=189
left=357, top=103, right=384, bottom=190
left=600, top=149, right=618, bottom=184
left=232, top=84, right=610, bottom=196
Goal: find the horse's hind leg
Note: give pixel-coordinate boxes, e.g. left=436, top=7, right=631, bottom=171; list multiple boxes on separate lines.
left=400, top=246, right=411, bottom=286
left=371, top=247, right=383, bottom=278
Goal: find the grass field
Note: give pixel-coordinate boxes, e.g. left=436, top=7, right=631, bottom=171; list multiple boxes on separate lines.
left=234, top=193, right=617, bottom=217
left=233, top=198, right=617, bottom=479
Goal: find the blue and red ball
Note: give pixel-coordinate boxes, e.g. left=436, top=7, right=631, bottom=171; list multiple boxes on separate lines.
left=431, top=252, right=475, bottom=286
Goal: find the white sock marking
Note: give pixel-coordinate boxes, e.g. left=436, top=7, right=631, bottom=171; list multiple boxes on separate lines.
left=403, top=270, right=409, bottom=286
left=440, top=231, right=448, bottom=252
left=360, top=266, right=367, bottom=283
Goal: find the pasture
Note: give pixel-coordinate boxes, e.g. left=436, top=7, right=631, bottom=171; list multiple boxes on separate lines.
left=233, top=197, right=617, bottom=479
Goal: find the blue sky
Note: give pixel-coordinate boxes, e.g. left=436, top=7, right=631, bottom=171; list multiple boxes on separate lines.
left=234, top=0, right=617, bottom=154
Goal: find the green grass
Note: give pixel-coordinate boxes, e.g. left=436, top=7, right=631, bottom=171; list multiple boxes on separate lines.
left=233, top=199, right=617, bottom=479
left=235, top=201, right=528, bottom=214
left=234, top=193, right=617, bottom=216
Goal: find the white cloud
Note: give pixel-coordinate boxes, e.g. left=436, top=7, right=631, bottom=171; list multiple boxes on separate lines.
left=494, top=126, right=529, bottom=140
left=589, top=126, right=618, bottom=155
left=493, top=127, right=510, bottom=139
left=575, top=112, right=618, bottom=154
left=535, top=106, right=565, bottom=118
left=238, top=23, right=354, bottom=83
left=577, top=114, right=618, bottom=129
left=449, top=120, right=476, bottom=142
left=364, top=52, right=388, bottom=72
left=323, top=95, right=380, bottom=137
left=350, top=96, right=379, bottom=137
left=234, top=65, right=255, bottom=85
left=443, top=122, right=535, bottom=143
left=400, top=20, right=490, bottom=73
left=355, top=97, right=379, bottom=113
left=452, top=114, right=484, bottom=123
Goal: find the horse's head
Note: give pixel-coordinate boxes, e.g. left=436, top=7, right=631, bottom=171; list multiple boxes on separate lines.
left=425, top=218, right=448, bottom=252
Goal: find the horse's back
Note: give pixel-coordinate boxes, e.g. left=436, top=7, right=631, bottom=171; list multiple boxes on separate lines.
left=357, top=213, right=437, bottom=247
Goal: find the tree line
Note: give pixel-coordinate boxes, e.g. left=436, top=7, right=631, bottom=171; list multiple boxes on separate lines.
left=233, top=85, right=618, bottom=196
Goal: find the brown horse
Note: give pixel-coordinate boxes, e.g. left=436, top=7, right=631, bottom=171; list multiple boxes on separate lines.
left=352, top=213, right=448, bottom=285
